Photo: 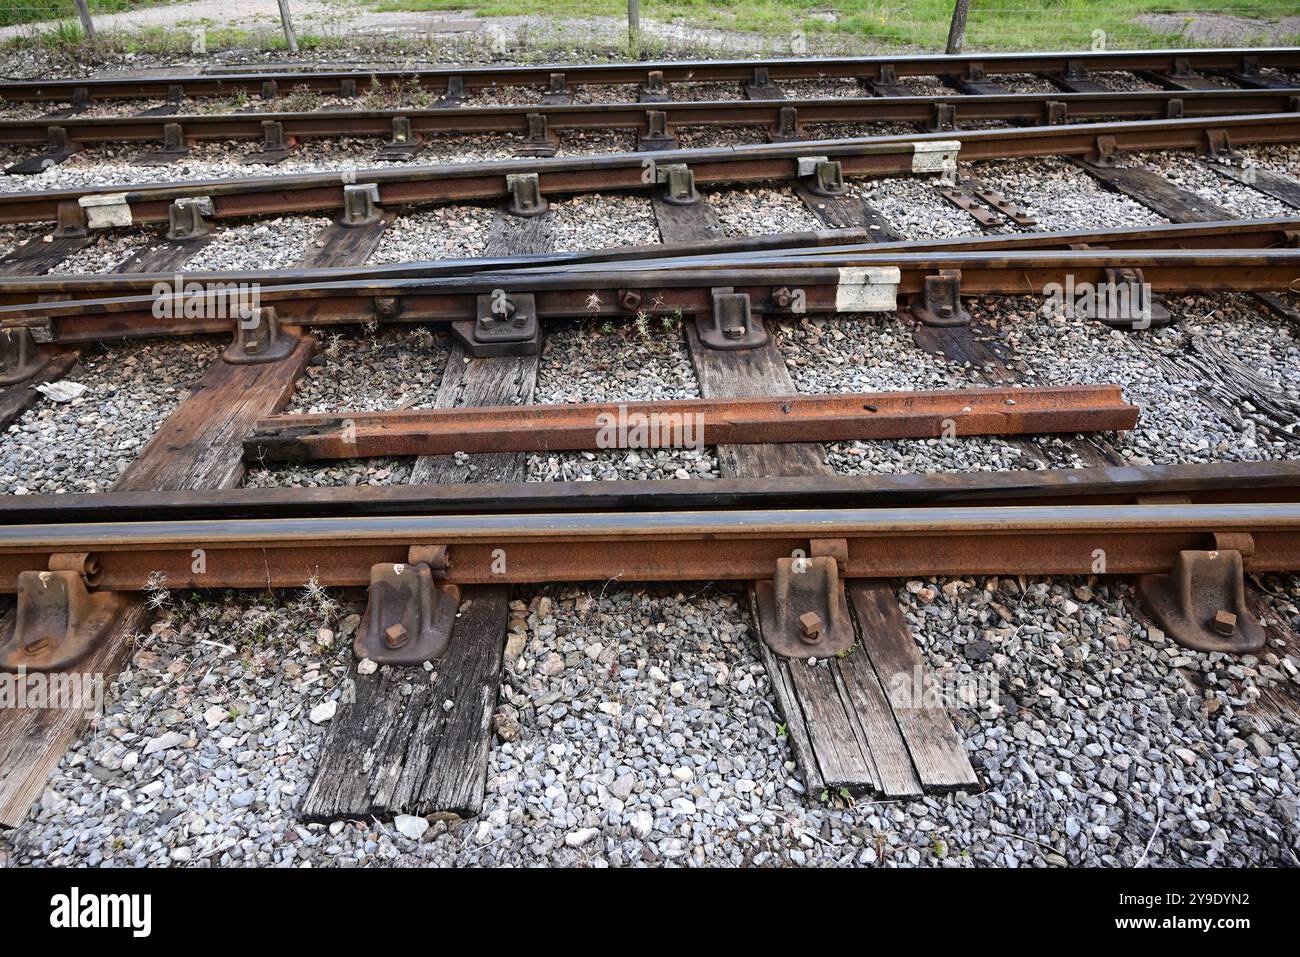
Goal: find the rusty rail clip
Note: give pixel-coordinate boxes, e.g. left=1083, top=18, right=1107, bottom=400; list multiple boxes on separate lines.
left=356, top=546, right=460, bottom=666
left=0, top=553, right=125, bottom=672
left=756, top=538, right=855, bottom=658
left=1137, top=532, right=1265, bottom=654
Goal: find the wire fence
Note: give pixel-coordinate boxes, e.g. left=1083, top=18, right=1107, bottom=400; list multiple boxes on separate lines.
left=2, top=1, right=1298, bottom=53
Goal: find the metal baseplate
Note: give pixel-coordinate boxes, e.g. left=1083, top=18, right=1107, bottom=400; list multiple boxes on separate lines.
left=506, top=172, right=549, bottom=218
left=242, top=120, right=295, bottom=165
left=1095, top=267, right=1172, bottom=329
left=638, top=110, right=679, bottom=152
left=6, top=125, right=78, bottom=175
left=1137, top=533, right=1265, bottom=654
left=376, top=117, right=426, bottom=162
left=452, top=291, right=542, bottom=357
left=166, top=195, right=213, bottom=241
left=695, top=287, right=767, bottom=350
left=355, top=546, right=461, bottom=666
left=907, top=269, right=971, bottom=327
left=797, top=156, right=847, bottom=197
left=222, top=307, right=301, bottom=364
left=135, top=121, right=190, bottom=166
left=756, top=539, right=856, bottom=658
left=0, top=554, right=125, bottom=673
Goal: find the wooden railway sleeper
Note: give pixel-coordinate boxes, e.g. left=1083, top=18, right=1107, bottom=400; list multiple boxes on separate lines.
left=5, top=125, right=79, bottom=176
left=0, top=553, right=125, bottom=673
left=755, top=537, right=855, bottom=658
left=355, top=545, right=460, bottom=666
left=695, top=287, right=767, bottom=350
left=1137, top=530, right=1266, bottom=654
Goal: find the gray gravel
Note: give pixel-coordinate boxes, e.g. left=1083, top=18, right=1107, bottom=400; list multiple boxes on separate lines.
left=49, top=229, right=157, bottom=276
left=0, top=338, right=219, bottom=495
left=367, top=205, right=496, bottom=265
left=705, top=185, right=824, bottom=236
left=550, top=194, right=659, bottom=251
left=1133, top=151, right=1293, bottom=220
left=184, top=216, right=333, bottom=272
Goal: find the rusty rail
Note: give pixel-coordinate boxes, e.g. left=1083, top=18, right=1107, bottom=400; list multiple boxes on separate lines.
left=5, top=89, right=1295, bottom=150
left=0, top=503, right=1298, bottom=591
left=3, top=47, right=1296, bottom=103
left=1, top=461, right=1296, bottom=524
left=5, top=248, right=1298, bottom=343
left=5, top=114, right=1298, bottom=227
left=3, top=217, right=1294, bottom=305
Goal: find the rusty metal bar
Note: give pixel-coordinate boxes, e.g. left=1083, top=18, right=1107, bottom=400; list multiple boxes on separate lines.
left=0, top=503, right=1298, bottom=593
left=1, top=461, right=1296, bottom=525
left=2, top=47, right=1297, bottom=103
left=242, top=385, right=1138, bottom=462
left=3, top=89, right=1292, bottom=149
left=2, top=114, right=1297, bottom=226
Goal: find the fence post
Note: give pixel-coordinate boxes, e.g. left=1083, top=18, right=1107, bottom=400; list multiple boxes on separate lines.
left=628, top=0, right=640, bottom=54
left=276, top=0, right=300, bottom=54
left=945, top=0, right=969, bottom=54
left=72, top=0, right=97, bottom=41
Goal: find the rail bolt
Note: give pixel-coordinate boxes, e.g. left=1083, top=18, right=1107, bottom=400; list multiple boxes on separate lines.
left=1211, top=610, right=1237, bottom=636
left=385, top=623, right=410, bottom=649
left=798, top=611, right=824, bottom=643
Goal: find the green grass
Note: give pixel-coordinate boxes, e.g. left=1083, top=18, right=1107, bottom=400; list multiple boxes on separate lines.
left=366, top=0, right=1300, bottom=51
left=0, top=0, right=177, bottom=29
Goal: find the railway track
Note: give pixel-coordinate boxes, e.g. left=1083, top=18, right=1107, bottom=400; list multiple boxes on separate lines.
left=4, top=47, right=1298, bottom=106
left=1, top=46, right=1299, bottom=845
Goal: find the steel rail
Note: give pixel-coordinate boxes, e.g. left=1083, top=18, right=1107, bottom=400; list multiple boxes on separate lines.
left=6, top=217, right=1293, bottom=305
left=242, top=385, right=1139, bottom=461
left=4, top=113, right=1297, bottom=227
left=1, top=503, right=1298, bottom=590
left=5, top=248, right=1298, bottom=343
left=1, top=461, right=1296, bottom=525
left=7, top=89, right=1296, bottom=148
left=3, top=47, right=1297, bottom=103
